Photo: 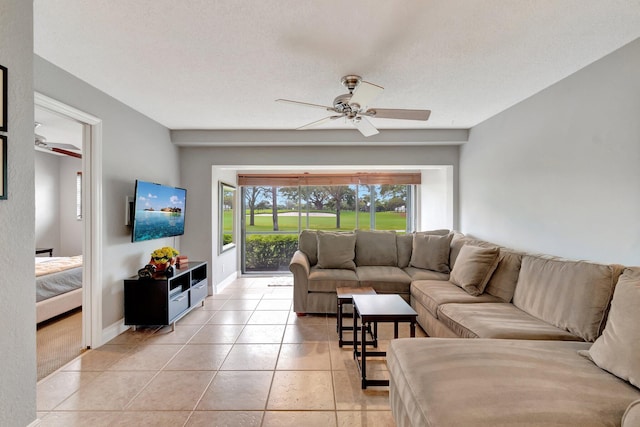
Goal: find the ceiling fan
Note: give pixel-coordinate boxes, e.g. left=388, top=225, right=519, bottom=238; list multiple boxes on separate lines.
left=276, top=75, right=431, bottom=137
left=34, top=122, right=82, bottom=159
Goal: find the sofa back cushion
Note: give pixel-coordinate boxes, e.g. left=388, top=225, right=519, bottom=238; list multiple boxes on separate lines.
left=355, top=229, right=397, bottom=266
left=449, top=232, right=472, bottom=267
left=410, top=233, right=453, bottom=273
left=513, top=255, right=622, bottom=342
left=396, top=234, right=413, bottom=268
left=586, top=267, right=640, bottom=388
left=298, top=229, right=318, bottom=266
left=449, top=245, right=500, bottom=296
left=316, top=231, right=356, bottom=270
left=483, top=250, right=523, bottom=302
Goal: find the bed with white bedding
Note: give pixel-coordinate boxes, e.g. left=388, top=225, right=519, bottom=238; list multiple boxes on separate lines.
left=36, top=256, right=83, bottom=323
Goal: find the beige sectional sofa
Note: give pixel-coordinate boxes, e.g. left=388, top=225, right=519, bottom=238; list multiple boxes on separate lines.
left=289, top=229, right=640, bottom=426
left=289, top=229, right=450, bottom=314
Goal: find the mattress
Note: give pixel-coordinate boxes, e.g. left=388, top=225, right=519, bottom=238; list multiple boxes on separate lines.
left=36, top=256, right=83, bottom=302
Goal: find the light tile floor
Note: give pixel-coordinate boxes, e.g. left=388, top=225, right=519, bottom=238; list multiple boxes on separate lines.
left=37, top=276, right=426, bottom=426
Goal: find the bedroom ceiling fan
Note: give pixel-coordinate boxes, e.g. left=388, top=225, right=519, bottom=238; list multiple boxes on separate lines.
left=276, top=75, right=431, bottom=137
left=34, top=122, right=82, bottom=159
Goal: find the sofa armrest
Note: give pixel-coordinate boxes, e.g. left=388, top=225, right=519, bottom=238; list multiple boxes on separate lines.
left=290, top=250, right=311, bottom=314
left=623, top=400, right=640, bottom=427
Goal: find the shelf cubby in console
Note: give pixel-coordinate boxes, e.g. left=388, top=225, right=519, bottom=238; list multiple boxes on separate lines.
left=124, top=261, right=208, bottom=331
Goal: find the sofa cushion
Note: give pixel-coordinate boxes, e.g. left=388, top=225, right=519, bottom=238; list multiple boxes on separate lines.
left=449, top=245, right=500, bottom=296
left=316, top=231, right=356, bottom=270
left=388, top=338, right=639, bottom=427
left=356, top=266, right=411, bottom=294
left=298, top=229, right=318, bottom=266
left=438, top=302, right=582, bottom=340
left=403, top=267, right=450, bottom=281
left=409, top=233, right=453, bottom=273
left=484, top=250, right=523, bottom=302
left=396, top=234, right=413, bottom=268
left=411, top=280, right=502, bottom=319
left=585, top=267, right=640, bottom=388
left=513, top=255, right=622, bottom=342
left=414, top=229, right=450, bottom=236
left=355, top=229, right=397, bottom=266
left=308, top=267, right=358, bottom=292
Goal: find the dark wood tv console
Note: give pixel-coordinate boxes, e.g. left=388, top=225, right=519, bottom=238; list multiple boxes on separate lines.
left=124, top=261, right=207, bottom=331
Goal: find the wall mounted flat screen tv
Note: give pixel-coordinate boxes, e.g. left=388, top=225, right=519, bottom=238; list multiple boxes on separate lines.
left=132, top=180, right=187, bottom=242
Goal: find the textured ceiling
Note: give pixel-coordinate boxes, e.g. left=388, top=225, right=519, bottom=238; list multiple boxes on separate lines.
left=34, top=0, right=640, bottom=132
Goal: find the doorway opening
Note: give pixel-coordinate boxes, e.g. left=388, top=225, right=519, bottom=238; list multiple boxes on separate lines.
left=34, top=93, right=103, bottom=378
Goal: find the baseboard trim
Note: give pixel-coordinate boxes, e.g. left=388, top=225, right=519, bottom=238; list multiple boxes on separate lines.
left=102, top=319, right=130, bottom=345
left=215, top=272, right=239, bottom=293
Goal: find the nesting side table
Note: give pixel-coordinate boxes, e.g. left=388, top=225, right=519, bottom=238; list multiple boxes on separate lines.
left=336, top=286, right=376, bottom=347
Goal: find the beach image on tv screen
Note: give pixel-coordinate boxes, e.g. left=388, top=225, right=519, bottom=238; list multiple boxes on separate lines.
left=133, top=181, right=186, bottom=242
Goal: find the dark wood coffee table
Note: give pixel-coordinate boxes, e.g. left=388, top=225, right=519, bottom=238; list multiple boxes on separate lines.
left=352, top=294, right=418, bottom=389
left=336, top=286, right=376, bottom=347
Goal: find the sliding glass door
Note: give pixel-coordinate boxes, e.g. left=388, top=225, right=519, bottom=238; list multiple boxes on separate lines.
left=241, top=183, right=416, bottom=273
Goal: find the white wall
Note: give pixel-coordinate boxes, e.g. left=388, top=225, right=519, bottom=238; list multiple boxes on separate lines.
left=0, top=1, right=36, bottom=426
left=59, top=155, right=83, bottom=256
left=35, top=56, right=179, bottom=335
left=34, top=152, right=82, bottom=256
left=35, top=151, right=61, bottom=251
left=460, top=38, right=640, bottom=265
left=420, top=167, right=454, bottom=231
left=179, top=144, right=459, bottom=287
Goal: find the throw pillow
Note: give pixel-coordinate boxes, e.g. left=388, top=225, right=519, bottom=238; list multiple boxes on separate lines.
left=409, top=233, right=453, bottom=273
left=316, top=231, right=356, bottom=270
left=298, top=229, right=318, bottom=265
left=355, top=229, right=397, bottom=266
left=398, top=230, right=449, bottom=268
left=449, top=245, right=500, bottom=296
left=585, top=267, right=640, bottom=388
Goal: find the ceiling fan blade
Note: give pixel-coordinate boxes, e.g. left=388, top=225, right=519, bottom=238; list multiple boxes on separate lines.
left=46, top=142, right=81, bottom=151
left=51, top=148, right=82, bottom=159
left=276, top=99, right=336, bottom=112
left=353, top=117, right=379, bottom=137
left=349, top=81, right=384, bottom=110
left=365, top=108, right=431, bottom=121
left=296, top=115, right=341, bottom=130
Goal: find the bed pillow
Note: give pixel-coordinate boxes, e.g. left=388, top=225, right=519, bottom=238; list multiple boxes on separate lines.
left=584, top=267, right=640, bottom=388
left=449, top=245, right=500, bottom=296
left=298, top=229, right=318, bottom=265
left=409, top=233, right=453, bottom=273
left=316, top=231, right=356, bottom=271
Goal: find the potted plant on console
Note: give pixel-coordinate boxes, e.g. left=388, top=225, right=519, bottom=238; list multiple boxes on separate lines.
left=150, top=246, right=179, bottom=273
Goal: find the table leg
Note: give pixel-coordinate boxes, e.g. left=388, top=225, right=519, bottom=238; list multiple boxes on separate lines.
left=394, top=321, right=399, bottom=339
left=337, top=300, right=343, bottom=346
left=361, top=318, right=367, bottom=389
left=372, top=321, right=377, bottom=348
left=353, top=307, right=358, bottom=360
left=410, top=320, right=415, bottom=338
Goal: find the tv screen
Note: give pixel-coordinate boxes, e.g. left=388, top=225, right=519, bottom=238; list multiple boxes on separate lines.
left=132, top=180, right=187, bottom=242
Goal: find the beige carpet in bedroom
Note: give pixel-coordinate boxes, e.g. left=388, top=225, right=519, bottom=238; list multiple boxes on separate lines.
left=37, top=308, right=85, bottom=381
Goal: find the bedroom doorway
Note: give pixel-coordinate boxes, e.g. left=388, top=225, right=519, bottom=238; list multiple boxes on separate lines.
left=35, top=93, right=103, bottom=361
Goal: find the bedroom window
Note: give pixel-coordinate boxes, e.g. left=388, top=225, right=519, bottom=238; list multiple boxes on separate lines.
left=76, top=172, right=82, bottom=220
